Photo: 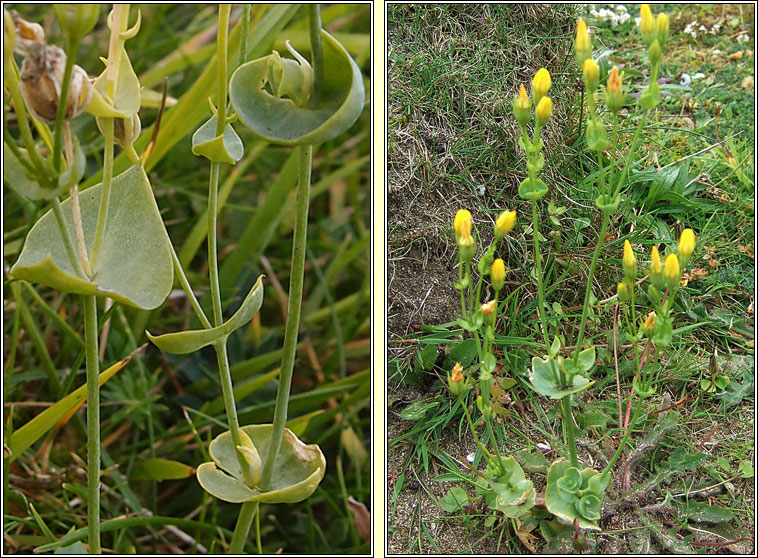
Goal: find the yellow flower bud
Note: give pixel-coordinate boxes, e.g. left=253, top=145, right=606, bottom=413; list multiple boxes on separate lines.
left=513, top=84, right=532, bottom=127
left=495, top=210, right=517, bottom=238
left=656, top=13, right=670, bottom=46
left=532, top=67, right=551, bottom=103
left=575, top=18, right=591, bottom=67
left=454, top=209, right=472, bottom=240
left=617, top=281, right=629, bottom=302
left=583, top=58, right=599, bottom=92
left=481, top=300, right=497, bottom=315
left=649, top=245, right=663, bottom=287
left=648, top=39, right=662, bottom=66
left=491, top=258, right=506, bottom=291
left=535, top=95, right=552, bottom=126
left=664, top=253, right=680, bottom=288
left=678, top=228, right=696, bottom=267
left=640, top=4, right=655, bottom=46
left=623, top=240, right=637, bottom=280
left=458, top=231, right=475, bottom=262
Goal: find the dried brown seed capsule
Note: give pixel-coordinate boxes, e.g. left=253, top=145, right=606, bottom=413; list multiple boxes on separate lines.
left=19, top=43, right=91, bottom=123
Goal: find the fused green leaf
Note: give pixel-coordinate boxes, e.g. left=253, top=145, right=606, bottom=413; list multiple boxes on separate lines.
left=147, top=275, right=264, bottom=354
left=191, top=115, right=244, bottom=164
left=11, top=165, right=174, bottom=309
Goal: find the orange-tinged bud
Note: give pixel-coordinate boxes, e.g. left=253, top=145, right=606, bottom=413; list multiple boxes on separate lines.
left=642, top=310, right=656, bottom=336
left=608, top=66, right=623, bottom=95
left=491, top=258, right=506, bottom=291
left=532, top=67, right=551, bottom=103
left=623, top=240, right=637, bottom=280
left=605, top=66, right=626, bottom=113
left=495, top=210, right=517, bottom=237
left=448, top=362, right=468, bottom=396
left=451, top=362, right=463, bottom=383
left=535, top=95, right=552, bottom=126
left=664, top=253, right=680, bottom=287
left=513, top=84, right=532, bottom=127
left=583, top=58, right=599, bottom=92
left=678, top=228, right=696, bottom=266
left=454, top=209, right=472, bottom=239
left=481, top=300, right=497, bottom=315
left=575, top=18, right=591, bottom=66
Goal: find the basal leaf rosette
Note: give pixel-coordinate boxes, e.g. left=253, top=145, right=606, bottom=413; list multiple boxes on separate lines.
left=545, top=459, right=610, bottom=530
left=490, top=457, right=536, bottom=518
left=230, top=30, right=364, bottom=146
left=11, top=165, right=173, bottom=309
left=197, top=425, right=326, bottom=504
left=529, top=357, right=594, bottom=399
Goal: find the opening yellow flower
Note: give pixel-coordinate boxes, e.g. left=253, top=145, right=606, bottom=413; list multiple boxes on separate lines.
left=495, top=210, right=517, bottom=237
left=454, top=209, right=471, bottom=239
left=491, top=258, right=506, bottom=290
left=678, top=228, right=696, bottom=266
left=575, top=18, right=591, bottom=66
left=664, top=253, right=680, bottom=287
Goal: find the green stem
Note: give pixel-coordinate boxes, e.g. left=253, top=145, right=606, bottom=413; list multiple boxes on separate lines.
left=169, top=245, right=212, bottom=329
left=484, top=414, right=505, bottom=472
left=83, top=295, right=101, bottom=554
left=216, top=5, right=230, bottom=134
left=603, top=400, right=643, bottom=474
left=238, top=4, right=251, bottom=67
left=90, top=116, right=114, bottom=268
left=612, top=110, right=650, bottom=199
left=229, top=501, right=257, bottom=554
left=308, top=5, right=324, bottom=102
left=458, top=256, right=466, bottom=319
left=207, top=163, right=224, bottom=325
left=531, top=201, right=550, bottom=350
left=562, top=396, right=579, bottom=468
left=457, top=393, right=491, bottom=460
left=52, top=38, right=80, bottom=171
left=571, top=212, right=610, bottom=364
left=259, top=144, right=313, bottom=490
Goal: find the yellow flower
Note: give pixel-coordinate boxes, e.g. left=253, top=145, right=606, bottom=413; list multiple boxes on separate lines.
left=454, top=209, right=472, bottom=240
left=535, top=95, right=552, bottom=126
left=623, top=240, right=637, bottom=280
left=640, top=4, right=655, bottom=45
left=664, top=253, right=680, bottom=287
left=491, top=258, right=506, bottom=291
left=495, top=210, right=517, bottom=238
left=532, top=67, right=551, bottom=103
left=583, top=58, right=599, bottom=92
left=678, top=228, right=696, bottom=266
left=575, top=18, right=591, bottom=66
left=656, top=13, right=670, bottom=46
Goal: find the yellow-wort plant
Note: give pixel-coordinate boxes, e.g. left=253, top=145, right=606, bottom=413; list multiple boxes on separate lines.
left=448, top=207, right=537, bottom=516
left=5, top=4, right=364, bottom=554
left=439, top=4, right=699, bottom=533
